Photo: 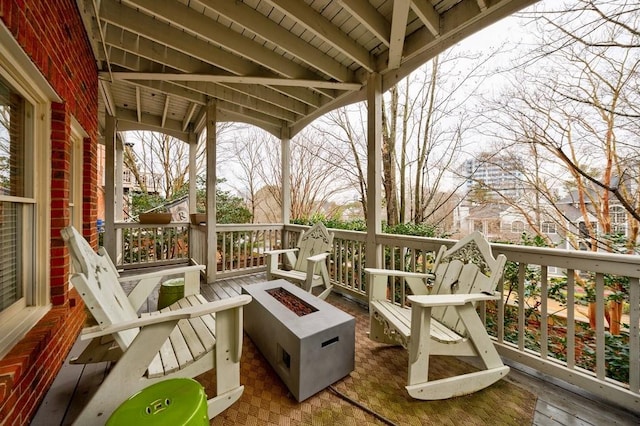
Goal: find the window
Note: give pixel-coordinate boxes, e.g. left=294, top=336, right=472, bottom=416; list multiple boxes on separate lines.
left=511, top=220, right=524, bottom=233
left=610, top=206, right=627, bottom=236
left=0, top=74, right=33, bottom=313
left=0, top=27, right=53, bottom=358
left=542, top=221, right=556, bottom=234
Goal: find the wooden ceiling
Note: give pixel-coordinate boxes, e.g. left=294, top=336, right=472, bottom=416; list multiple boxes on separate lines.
left=76, top=0, right=539, bottom=141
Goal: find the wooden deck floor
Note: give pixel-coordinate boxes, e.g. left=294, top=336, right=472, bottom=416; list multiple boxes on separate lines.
left=31, top=273, right=640, bottom=425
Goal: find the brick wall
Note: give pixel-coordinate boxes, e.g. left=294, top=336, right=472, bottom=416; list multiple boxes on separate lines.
left=0, top=291, right=85, bottom=425
left=0, top=0, right=98, bottom=424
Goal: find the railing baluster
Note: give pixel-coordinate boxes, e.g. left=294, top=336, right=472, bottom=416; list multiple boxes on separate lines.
left=595, top=272, right=606, bottom=380
left=629, top=276, right=639, bottom=393
left=566, top=270, right=576, bottom=370
left=540, top=266, right=549, bottom=359
left=518, top=262, right=526, bottom=351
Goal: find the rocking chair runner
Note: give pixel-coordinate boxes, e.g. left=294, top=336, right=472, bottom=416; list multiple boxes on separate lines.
left=365, top=231, right=509, bottom=400
left=60, top=226, right=251, bottom=423
left=265, top=222, right=334, bottom=299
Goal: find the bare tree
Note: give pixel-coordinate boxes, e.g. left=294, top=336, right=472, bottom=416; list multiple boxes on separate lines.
left=123, top=131, right=200, bottom=199
left=480, top=0, right=640, bottom=252
left=314, top=106, right=369, bottom=218
left=227, top=128, right=269, bottom=223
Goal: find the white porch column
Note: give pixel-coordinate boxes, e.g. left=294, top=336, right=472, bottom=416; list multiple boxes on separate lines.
left=281, top=126, right=291, bottom=225
left=188, top=131, right=197, bottom=215
left=115, top=139, right=124, bottom=221
left=103, top=114, right=117, bottom=260
left=206, top=99, right=217, bottom=282
left=366, top=73, right=382, bottom=268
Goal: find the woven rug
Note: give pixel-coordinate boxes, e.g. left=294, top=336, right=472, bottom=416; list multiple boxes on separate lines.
left=199, top=294, right=536, bottom=425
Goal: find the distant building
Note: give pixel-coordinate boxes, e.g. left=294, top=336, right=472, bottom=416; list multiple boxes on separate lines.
left=462, top=155, right=526, bottom=202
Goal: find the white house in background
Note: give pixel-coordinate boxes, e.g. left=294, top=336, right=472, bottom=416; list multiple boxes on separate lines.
left=456, top=189, right=633, bottom=253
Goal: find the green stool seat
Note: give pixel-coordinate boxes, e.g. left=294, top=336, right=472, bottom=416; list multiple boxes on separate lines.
left=158, top=278, right=185, bottom=310
left=106, top=378, right=208, bottom=425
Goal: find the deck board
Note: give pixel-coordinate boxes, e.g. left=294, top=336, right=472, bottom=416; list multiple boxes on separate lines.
left=32, top=272, right=640, bottom=426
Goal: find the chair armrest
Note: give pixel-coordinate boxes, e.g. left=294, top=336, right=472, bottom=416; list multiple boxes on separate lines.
left=306, top=252, right=330, bottom=263
left=265, top=248, right=299, bottom=256
left=407, top=291, right=500, bottom=308
left=81, top=295, right=252, bottom=339
left=365, top=268, right=434, bottom=280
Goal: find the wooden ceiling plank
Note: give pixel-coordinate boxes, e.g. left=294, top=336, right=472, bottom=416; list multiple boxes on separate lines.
left=200, top=0, right=354, bottom=81
left=263, top=0, right=374, bottom=72
left=338, top=0, right=391, bottom=47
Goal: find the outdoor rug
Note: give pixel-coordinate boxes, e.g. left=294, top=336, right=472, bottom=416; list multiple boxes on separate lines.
left=198, top=293, right=536, bottom=425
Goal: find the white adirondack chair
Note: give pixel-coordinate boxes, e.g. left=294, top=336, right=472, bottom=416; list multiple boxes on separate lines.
left=61, top=226, right=251, bottom=423
left=265, top=222, right=334, bottom=299
left=365, top=231, right=509, bottom=400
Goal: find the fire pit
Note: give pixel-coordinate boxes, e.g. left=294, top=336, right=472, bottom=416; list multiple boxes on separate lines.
left=242, top=280, right=355, bottom=402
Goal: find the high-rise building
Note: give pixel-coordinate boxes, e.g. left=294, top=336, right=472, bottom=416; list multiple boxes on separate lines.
left=462, top=154, right=525, bottom=201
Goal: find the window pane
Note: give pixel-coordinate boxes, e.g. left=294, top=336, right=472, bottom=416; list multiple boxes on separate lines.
left=0, top=202, right=22, bottom=310
left=0, top=78, right=27, bottom=197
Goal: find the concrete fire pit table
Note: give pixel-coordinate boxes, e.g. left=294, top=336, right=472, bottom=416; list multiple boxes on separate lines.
left=241, top=279, right=355, bottom=402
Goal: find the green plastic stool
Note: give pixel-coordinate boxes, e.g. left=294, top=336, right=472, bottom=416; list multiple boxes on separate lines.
left=157, top=278, right=185, bottom=310
left=106, top=378, right=208, bottom=425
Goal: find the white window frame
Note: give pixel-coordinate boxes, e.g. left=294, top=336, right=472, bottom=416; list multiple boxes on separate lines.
left=69, top=121, right=85, bottom=232
left=0, top=23, right=59, bottom=359
left=511, top=220, right=524, bottom=233
left=610, top=205, right=627, bottom=236
left=542, top=221, right=557, bottom=234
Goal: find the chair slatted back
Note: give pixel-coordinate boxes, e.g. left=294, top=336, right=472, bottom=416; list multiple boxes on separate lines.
left=429, top=231, right=506, bottom=336
left=293, top=222, right=334, bottom=273
left=61, top=226, right=139, bottom=350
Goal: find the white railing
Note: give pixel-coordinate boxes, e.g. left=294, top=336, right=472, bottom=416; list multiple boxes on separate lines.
left=114, top=222, right=191, bottom=269
left=115, top=222, right=640, bottom=412
left=192, top=224, right=284, bottom=279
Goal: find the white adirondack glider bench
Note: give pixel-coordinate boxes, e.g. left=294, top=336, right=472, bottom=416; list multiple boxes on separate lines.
left=61, top=226, right=251, bottom=423
left=266, top=222, right=334, bottom=300
left=365, top=231, right=509, bottom=400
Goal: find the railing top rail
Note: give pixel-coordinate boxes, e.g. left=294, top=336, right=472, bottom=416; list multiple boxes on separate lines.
left=492, top=242, right=640, bottom=277
left=216, top=223, right=285, bottom=231
left=114, top=222, right=189, bottom=229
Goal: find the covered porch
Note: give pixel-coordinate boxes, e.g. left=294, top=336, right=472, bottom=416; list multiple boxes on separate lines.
left=1, top=0, right=639, bottom=424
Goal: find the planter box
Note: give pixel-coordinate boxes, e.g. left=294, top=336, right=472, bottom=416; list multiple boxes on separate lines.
left=242, top=280, right=355, bottom=402
left=190, top=213, right=207, bottom=225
